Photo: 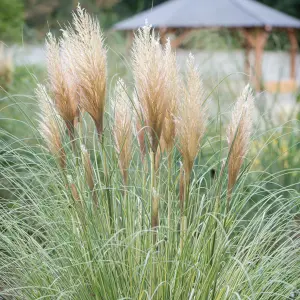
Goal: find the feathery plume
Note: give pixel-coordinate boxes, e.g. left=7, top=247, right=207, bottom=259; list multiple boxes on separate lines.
left=67, top=175, right=81, bottom=204
left=161, top=39, right=179, bottom=154
left=176, top=54, right=208, bottom=177
left=62, top=5, right=107, bottom=137
left=227, top=84, right=254, bottom=202
left=132, top=24, right=168, bottom=154
left=161, top=42, right=179, bottom=233
left=112, top=79, right=132, bottom=185
left=133, top=92, right=146, bottom=162
left=136, top=118, right=146, bottom=161
left=46, top=33, right=78, bottom=137
left=176, top=54, right=207, bottom=243
left=36, top=84, right=66, bottom=170
left=132, top=25, right=175, bottom=239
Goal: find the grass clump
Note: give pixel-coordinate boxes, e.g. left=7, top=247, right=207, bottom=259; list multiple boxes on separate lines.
left=0, top=5, right=300, bottom=300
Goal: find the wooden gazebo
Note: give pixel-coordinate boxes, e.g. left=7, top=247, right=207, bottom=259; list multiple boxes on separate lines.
left=114, top=0, right=300, bottom=91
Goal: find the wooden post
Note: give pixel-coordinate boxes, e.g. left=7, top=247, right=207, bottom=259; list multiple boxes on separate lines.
left=287, top=28, right=298, bottom=81
left=241, top=28, right=269, bottom=91
left=241, top=29, right=256, bottom=83
left=158, top=28, right=193, bottom=48
left=243, top=37, right=251, bottom=79
left=171, top=29, right=193, bottom=48
left=159, top=28, right=168, bottom=45
left=254, top=30, right=269, bottom=91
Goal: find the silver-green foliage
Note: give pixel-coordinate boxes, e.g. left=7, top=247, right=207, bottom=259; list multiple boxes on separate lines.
left=0, top=112, right=299, bottom=299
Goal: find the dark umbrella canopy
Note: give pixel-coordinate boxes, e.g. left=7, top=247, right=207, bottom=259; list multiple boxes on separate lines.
left=114, top=0, right=300, bottom=30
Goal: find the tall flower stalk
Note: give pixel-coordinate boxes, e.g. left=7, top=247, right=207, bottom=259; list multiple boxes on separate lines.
left=176, top=54, right=208, bottom=251
left=161, top=40, right=179, bottom=156
left=132, top=25, right=171, bottom=243
left=226, top=85, right=254, bottom=212
left=112, top=79, right=133, bottom=187
left=46, top=33, right=78, bottom=142
left=36, top=84, right=66, bottom=172
left=161, top=40, right=179, bottom=231
left=60, top=5, right=112, bottom=229
left=61, top=4, right=107, bottom=138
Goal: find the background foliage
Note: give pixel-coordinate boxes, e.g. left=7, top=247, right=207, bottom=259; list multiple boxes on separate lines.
left=0, top=0, right=24, bottom=42
left=2, top=0, right=300, bottom=42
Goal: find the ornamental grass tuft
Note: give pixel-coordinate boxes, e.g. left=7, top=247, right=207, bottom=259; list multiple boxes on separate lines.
left=0, top=6, right=300, bottom=300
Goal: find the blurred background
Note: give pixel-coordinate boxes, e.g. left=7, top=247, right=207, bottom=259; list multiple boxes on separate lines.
left=1, top=0, right=168, bottom=42
left=1, top=0, right=300, bottom=139
left=1, top=0, right=300, bottom=42
left=1, top=0, right=300, bottom=203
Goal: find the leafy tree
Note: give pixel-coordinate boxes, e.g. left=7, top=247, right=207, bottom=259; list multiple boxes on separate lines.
left=21, top=0, right=300, bottom=39
left=0, top=0, right=24, bottom=42
left=258, top=0, right=300, bottom=19
left=122, top=0, right=300, bottom=19
left=24, top=0, right=61, bottom=27
left=121, top=0, right=166, bottom=13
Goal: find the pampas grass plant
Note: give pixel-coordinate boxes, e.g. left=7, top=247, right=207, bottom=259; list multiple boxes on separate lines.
left=176, top=54, right=207, bottom=250
left=61, top=4, right=107, bottom=137
left=132, top=25, right=168, bottom=156
left=46, top=33, right=78, bottom=137
left=161, top=39, right=179, bottom=155
left=112, top=78, right=133, bottom=186
left=36, top=84, right=66, bottom=170
left=227, top=84, right=254, bottom=210
left=132, top=25, right=173, bottom=242
left=0, top=6, right=300, bottom=300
